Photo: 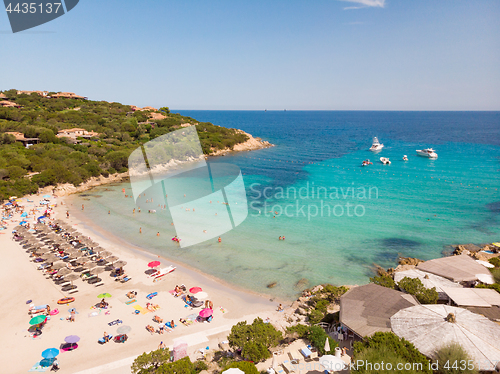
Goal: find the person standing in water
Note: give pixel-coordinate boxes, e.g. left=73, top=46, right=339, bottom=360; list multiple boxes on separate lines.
left=218, top=237, right=221, bottom=243
left=139, top=227, right=142, bottom=234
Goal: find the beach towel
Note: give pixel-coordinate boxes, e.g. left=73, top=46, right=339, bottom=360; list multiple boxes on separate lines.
left=108, top=319, right=122, bottom=326
left=168, top=289, right=176, bottom=295
left=28, top=361, right=48, bottom=372
left=166, top=322, right=177, bottom=328
left=88, top=309, right=101, bottom=318
left=133, top=305, right=150, bottom=314
left=125, top=299, right=137, bottom=305
left=219, top=306, right=227, bottom=313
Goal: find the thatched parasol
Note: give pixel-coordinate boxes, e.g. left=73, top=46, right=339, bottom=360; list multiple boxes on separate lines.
left=391, top=304, right=500, bottom=371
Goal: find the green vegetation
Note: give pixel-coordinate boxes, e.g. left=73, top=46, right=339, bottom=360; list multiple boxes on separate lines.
left=397, top=277, right=439, bottom=304
left=306, top=284, right=348, bottom=324
left=369, top=274, right=396, bottom=289
left=227, top=317, right=283, bottom=362
left=433, top=342, right=478, bottom=374
left=352, top=332, right=431, bottom=374
left=131, top=348, right=171, bottom=374
left=0, top=90, right=249, bottom=200
left=286, top=324, right=338, bottom=355
left=223, top=361, right=259, bottom=374
left=488, top=257, right=500, bottom=268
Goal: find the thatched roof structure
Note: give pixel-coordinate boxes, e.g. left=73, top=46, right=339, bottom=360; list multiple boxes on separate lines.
left=417, top=254, right=494, bottom=283
left=441, top=287, right=500, bottom=307
left=465, top=306, right=500, bottom=322
left=391, top=304, right=500, bottom=371
left=394, top=268, right=462, bottom=299
left=339, top=283, right=419, bottom=338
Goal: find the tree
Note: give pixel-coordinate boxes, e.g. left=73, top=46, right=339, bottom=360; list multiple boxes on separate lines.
left=369, top=274, right=396, bottom=289
left=228, top=318, right=283, bottom=362
left=224, top=361, right=259, bottom=374
left=131, top=348, right=171, bottom=374
left=353, top=332, right=430, bottom=374
left=433, top=342, right=478, bottom=374
left=397, top=277, right=439, bottom=304
left=159, top=107, right=170, bottom=114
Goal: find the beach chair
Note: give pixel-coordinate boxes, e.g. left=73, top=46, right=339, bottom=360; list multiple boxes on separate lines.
left=120, top=276, right=131, bottom=283
left=281, top=361, right=295, bottom=374
left=108, top=319, right=122, bottom=326
left=288, top=351, right=300, bottom=364
left=98, top=335, right=113, bottom=344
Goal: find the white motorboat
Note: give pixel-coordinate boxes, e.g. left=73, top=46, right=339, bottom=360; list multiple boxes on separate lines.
left=380, top=157, right=391, bottom=165
left=369, top=137, right=384, bottom=152
left=416, top=148, right=438, bottom=158
left=403, top=155, right=408, bottom=161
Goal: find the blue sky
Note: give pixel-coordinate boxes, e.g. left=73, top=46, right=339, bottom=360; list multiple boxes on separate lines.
left=1, top=0, right=499, bottom=110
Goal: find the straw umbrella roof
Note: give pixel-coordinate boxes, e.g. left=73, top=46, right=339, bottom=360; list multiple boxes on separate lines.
left=99, top=250, right=112, bottom=257
left=64, top=274, right=79, bottom=281
left=106, top=255, right=119, bottom=263
left=391, top=304, right=500, bottom=371
left=417, top=254, right=494, bottom=284
left=57, top=268, right=72, bottom=276
left=51, top=262, right=66, bottom=270
left=91, top=267, right=105, bottom=275
left=339, top=283, right=419, bottom=338
left=114, top=260, right=127, bottom=268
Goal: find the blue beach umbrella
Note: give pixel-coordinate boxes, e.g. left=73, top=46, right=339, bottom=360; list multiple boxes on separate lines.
left=43, top=195, right=51, bottom=198
left=41, top=348, right=59, bottom=359
left=19, top=221, right=27, bottom=225
left=37, top=216, right=46, bottom=220
left=21, top=212, right=27, bottom=217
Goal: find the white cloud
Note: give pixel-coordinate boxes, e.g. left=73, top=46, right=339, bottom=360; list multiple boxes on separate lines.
left=340, top=0, right=386, bottom=10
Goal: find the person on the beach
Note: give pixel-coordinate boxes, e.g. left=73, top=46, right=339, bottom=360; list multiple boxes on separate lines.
left=277, top=304, right=283, bottom=311
left=51, top=359, right=60, bottom=371
left=170, top=320, right=175, bottom=329
left=66, top=211, right=69, bottom=218
left=139, top=227, right=142, bottom=234
left=159, top=341, right=166, bottom=350
left=158, top=323, right=165, bottom=334
left=218, top=236, right=221, bottom=243
left=103, top=332, right=109, bottom=342
left=81, top=204, right=84, bottom=210
left=208, top=300, right=213, bottom=309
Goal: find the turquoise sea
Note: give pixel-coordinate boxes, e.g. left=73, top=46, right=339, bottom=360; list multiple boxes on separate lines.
left=70, top=111, right=500, bottom=299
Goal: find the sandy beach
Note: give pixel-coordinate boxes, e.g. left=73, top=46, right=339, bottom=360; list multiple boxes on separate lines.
left=0, top=193, right=288, bottom=374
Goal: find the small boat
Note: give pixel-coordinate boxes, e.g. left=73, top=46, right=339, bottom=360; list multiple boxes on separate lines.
left=57, top=297, right=75, bottom=305
left=403, top=155, right=408, bottom=161
left=361, top=160, right=373, bottom=167
left=380, top=157, right=391, bottom=165
left=369, top=137, right=384, bottom=152
left=416, top=148, right=438, bottom=158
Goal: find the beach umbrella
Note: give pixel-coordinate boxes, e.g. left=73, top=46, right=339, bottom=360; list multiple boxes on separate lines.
left=117, top=325, right=131, bottom=334
left=391, top=304, right=500, bottom=371
left=114, top=260, right=127, bottom=268
left=41, top=348, right=59, bottom=359
left=42, top=195, right=51, bottom=199
left=97, top=293, right=112, bottom=298
left=19, top=221, right=27, bottom=225
left=189, top=287, right=202, bottom=293
left=222, top=369, right=244, bottom=374
left=106, top=255, right=119, bottom=263
left=195, top=292, right=208, bottom=300
left=91, top=267, right=105, bottom=275
left=57, top=268, right=72, bottom=276
left=324, top=337, right=331, bottom=353
left=148, top=261, right=161, bottom=268
left=81, top=263, right=96, bottom=271
left=98, top=250, right=112, bottom=257
left=199, top=308, right=213, bottom=318
left=319, top=355, right=346, bottom=372
left=51, top=262, right=66, bottom=270
left=29, top=315, right=47, bottom=325
left=65, top=274, right=79, bottom=282
left=64, top=335, right=80, bottom=344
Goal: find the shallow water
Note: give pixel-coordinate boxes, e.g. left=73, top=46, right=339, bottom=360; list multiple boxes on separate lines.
left=69, top=111, right=500, bottom=298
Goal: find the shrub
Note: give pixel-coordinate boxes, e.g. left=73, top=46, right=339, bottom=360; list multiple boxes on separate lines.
left=476, top=283, right=500, bottom=294
left=433, top=342, right=478, bottom=374
left=286, top=324, right=338, bottom=355
left=224, top=361, right=259, bottom=374
left=353, top=332, right=430, bottom=374
left=488, top=257, right=500, bottom=268
left=192, top=360, right=208, bottom=373
left=397, top=277, right=439, bottom=304
left=131, top=348, right=171, bottom=374
left=156, top=357, right=193, bottom=374
left=369, top=275, right=396, bottom=289
left=228, top=318, right=282, bottom=363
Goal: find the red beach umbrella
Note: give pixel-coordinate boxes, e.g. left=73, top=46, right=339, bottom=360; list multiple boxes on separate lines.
left=199, top=308, right=213, bottom=318
left=148, top=261, right=161, bottom=268
left=189, top=287, right=202, bottom=294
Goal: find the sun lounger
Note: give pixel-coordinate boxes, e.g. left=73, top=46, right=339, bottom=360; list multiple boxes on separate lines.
left=94, top=282, right=104, bottom=287
left=281, top=361, right=295, bottom=374
left=146, top=292, right=158, bottom=299
left=288, top=352, right=300, bottom=364
left=166, top=321, right=177, bottom=328
left=300, top=347, right=312, bottom=359
left=108, top=319, right=122, bottom=326
left=98, top=335, right=113, bottom=344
